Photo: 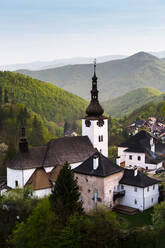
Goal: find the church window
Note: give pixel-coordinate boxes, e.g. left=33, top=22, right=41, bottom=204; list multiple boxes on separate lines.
left=129, top=155, right=132, bottom=160
left=152, top=198, right=153, bottom=203
left=134, top=199, right=137, bottom=205
left=85, top=120, right=91, bottom=127
left=15, top=180, right=18, bottom=187
left=134, top=187, right=137, bottom=192
left=98, top=135, right=103, bottom=142
left=121, top=185, right=124, bottom=190
left=147, top=187, right=149, bottom=192
left=153, top=185, right=155, bottom=190
left=138, top=156, right=141, bottom=161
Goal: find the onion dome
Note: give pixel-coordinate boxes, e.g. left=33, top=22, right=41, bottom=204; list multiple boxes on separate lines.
left=86, top=60, right=104, bottom=117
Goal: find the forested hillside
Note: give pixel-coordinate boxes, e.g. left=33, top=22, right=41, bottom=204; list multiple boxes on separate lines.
left=0, top=71, right=88, bottom=123
left=16, top=52, right=165, bottom=101
left=102, top=87, right=165, bottom=118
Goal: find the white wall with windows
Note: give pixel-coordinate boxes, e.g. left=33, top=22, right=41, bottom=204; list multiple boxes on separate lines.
left=7, top=168, right=35, bottom=188
left=119, top=183, right=159, bottom=211
left=82, top=119, right=108, bottom=157
left=117, top=148, right=162, bottom=170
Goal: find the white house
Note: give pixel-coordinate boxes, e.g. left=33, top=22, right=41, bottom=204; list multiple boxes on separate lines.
left=74, top=152, right=160, bottom=212
left=117, top=131, right=165, bottom=170
left=119, top=168, right=159, bottom=211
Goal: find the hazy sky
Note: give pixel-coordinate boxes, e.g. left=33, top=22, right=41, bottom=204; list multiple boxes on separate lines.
left=1, top=0, right=165, bottom=64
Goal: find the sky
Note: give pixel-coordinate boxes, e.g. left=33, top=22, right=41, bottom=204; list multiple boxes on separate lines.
left=1, top=0, right=165, bottom=64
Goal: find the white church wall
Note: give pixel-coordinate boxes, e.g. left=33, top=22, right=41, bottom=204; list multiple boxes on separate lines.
left=70, top=162, right=82, bottom=169
left=23, top=168, right=35, bottom=185
left=7, top=168, right=35, bottom=189
left=33, top=188, right=52, bottom=198
left=82, top=119, right=108, bottom=157
left=44, top=167, right=54, bottom=173
left=7, top=168, right=24, bottom=188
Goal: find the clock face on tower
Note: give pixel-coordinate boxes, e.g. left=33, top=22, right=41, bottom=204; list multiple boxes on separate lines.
left=85, top=120, right=91, bottom=127
left=97, top=119, right=104, bottom=127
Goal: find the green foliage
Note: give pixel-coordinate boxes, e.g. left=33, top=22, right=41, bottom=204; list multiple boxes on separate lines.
left=0, top=71, right=88, bottom=123
left=103, top=87, right=164, bottom=118
left=57, top=209, right=120, bottom=248
left=9, top=198, right=58, bottom=248
left=108, top=146, right=118, bottom=163
left=152, top=201, right=165, bottom=229
left=0, top=188, right=38, bottom=248
left=50, top=162, right=83, bottom=226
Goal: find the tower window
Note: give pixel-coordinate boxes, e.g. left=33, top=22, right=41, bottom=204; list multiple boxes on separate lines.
left=98, top=135, right=103, bottom=142
left=15, top=180, right=18, bottom=187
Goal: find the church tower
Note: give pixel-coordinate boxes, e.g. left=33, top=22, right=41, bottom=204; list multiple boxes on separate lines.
left=82, top=60, right=108, bottom=157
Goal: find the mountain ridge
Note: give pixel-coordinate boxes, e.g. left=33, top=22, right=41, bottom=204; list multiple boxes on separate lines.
left=102, top=87, right=165, bottom=118
left=15, top=52, right=165, bottom=101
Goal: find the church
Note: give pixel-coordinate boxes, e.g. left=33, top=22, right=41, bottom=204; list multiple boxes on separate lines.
left=6, top=62, right=160, bottom=211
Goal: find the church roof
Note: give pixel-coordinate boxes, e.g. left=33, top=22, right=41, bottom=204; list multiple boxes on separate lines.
left=25, top=168, right=52, bottom=190
left=44, top=136, right=95, bottom=166
left=7, top=136, right=95, bottom=170
left=73, top=152, right=123, bottom=177
left=7, top=146, right=47, bottom=170
left=119, top=169, right=159, bottom=188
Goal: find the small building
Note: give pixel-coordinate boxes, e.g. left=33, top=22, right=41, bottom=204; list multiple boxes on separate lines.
left=117, top=130, right=165, bottom=170
left=74, top=152, right=124, bottom=212
left=119, top=169, right=159, bottom=211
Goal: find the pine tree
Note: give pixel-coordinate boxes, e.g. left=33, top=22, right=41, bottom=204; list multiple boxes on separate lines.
left=50, top=162, right=83, bottom=226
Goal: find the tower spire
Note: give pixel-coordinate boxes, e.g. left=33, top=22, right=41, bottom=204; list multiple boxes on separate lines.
left=85, top=60, right=104, bottom=117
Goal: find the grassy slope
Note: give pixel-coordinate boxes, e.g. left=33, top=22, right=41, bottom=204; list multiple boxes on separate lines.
left=0, top=71, right=88, bottom=123
left=16, top=52, right=165, bottom=101
left=102, top=87, right=165, bottom=118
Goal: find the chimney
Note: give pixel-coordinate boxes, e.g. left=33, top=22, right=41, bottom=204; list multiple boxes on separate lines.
left=93, top=154, right=99, bottom=170
left=150, top=137, right=155, bottom=153
left=19, top=126, right=28, bottom=153
left=116, top=156, right=121, bottom=166
left=134, top=167, right=138, bottom=176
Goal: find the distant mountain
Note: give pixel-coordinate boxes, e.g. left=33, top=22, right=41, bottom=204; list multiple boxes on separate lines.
left=16, top=52, right=165, bottom=101
left=0, top=71, right=88, bottom=123
left=0, top=55, right=126, bottom=71
left=102, top=87, right=165, bottom=118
